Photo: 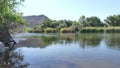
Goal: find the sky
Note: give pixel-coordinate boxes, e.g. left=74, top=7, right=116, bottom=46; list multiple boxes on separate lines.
left=19, top=0, right=120, bottom=21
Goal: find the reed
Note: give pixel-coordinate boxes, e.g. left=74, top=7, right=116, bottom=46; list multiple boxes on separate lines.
left=60, top=27, right=75, bottom=33
left=45, top=27, right=57, bottom=33
left=80, top=27, right=120, bottom=33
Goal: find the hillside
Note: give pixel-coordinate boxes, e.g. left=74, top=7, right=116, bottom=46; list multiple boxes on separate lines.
left=23, top=15, right=49, bottom=27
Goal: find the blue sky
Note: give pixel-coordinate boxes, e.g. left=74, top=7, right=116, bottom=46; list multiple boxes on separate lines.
left=19, top=0, right=120, bottom=21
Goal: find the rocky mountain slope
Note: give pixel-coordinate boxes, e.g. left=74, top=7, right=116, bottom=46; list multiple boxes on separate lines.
left=23, top=15, right=49, bottom=27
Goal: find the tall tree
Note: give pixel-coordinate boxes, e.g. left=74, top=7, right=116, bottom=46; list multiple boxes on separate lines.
left=104, top=14, right=120, bottom=26
left=72, top=21, right=82, bottom=32
left=40, top=19, right=52, bottom=31
left=78, top=15, right=87, bottom=27
left=0, top=0, right=24, bottom=47
left=86, top=16, right=103, bottom=27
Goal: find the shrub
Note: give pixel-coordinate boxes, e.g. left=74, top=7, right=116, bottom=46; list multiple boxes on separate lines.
left=45, top=27, right=57, bottom=33
left=114, top=27, right=120, bottom=32
left=60, top=27, right=75, bottom=33
left=106, top=27, right=120, bottom=33
left=24, top=27, right=34, bottom=32
left=80, top=27, right=120, bottom=33
left=29, top=30, right=43, bottom=33
left=80, top=27, right=105, bottom=33
left=80, top=27, right=97, bottom=33
left=97, top=28, right=105, bottom=33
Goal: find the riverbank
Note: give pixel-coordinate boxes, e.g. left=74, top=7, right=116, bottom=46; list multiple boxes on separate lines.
left=80, top=27, right=120, bottom=33
left=25, top=27, right=120, bottom=33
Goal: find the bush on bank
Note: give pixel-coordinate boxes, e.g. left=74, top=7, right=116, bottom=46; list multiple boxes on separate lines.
left=105, top=27, right=120, bottom=33
left=24, top=27, right=120, bottom=33
left=60, top=27, right=75, bottom=33
left=80, top=27, right=120, bottom=33
left=80, top=27, right=105, bottom=33
left=45, top=27, right=57, bottom=33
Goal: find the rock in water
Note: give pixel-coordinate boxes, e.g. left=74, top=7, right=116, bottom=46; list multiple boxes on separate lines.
left=0, top=42, right=8, bottom=53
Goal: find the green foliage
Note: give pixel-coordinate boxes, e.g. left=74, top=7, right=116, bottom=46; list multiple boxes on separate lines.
left=78, top=16, right=104, bottom=27
left=25, top=14, right=120, bottom=33
left=50, top=21, right=59, bottom=28
left=60, top=27, right=75, bottom=33
left=104, top=14, right=120, bottom=26
left=106, top=27, right=120, bottom=33
left=80, top=27, right=105, bottom=33
left=97, top=28, right=105, bottom=32
left=80, top=27, right=120, bottom=33
left=86, top=16, right=103, bottom=27
left=45, top=27, right=57, bottom=33
left=24, top=27, right=34, bottom=32
left=32, top=26, right=43, bottom=33
left=78, top=15, right=87, bottom=27
left=0, top=0, right=25, bottom=26
left=39, top=19, right=82, bottom=33
left=72, top=21, right=82, bottom=31
left=40, top=19, right=52, bottom=29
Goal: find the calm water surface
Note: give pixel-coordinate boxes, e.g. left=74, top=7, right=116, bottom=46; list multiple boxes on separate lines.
left=1, top=33, right=120, bottom=68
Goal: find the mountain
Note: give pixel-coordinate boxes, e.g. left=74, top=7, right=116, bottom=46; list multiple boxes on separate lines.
left=23, top=15, right=49, bottom=27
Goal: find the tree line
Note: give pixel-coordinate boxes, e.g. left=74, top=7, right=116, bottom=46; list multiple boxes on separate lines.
left=27, top=14, right=120, bottom=33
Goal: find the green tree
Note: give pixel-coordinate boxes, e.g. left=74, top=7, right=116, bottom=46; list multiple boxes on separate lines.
left=86, top=16, right=103, bottom=27
left=72, top=21, right=82, bottom=32
left=65, top=20, right=72, bottom=27
left=50, top=20, right=59, bottom=28
left=78, top=15, right=87, bottom=27
left=104, top=14, right=120, bottom=26
left=0, top=0, right=24, bottom=47
left=59, top=20, right=72, bottom=27
left=0, top=0, right=24, bottom=25
left=40, top=19, right=52, bottom=31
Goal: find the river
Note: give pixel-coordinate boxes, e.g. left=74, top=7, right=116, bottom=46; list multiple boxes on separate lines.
left=1, top=33, right=120, bottom=68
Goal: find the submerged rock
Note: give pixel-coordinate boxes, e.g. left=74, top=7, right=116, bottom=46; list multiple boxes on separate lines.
left=0, top=42, right=8, bottom=53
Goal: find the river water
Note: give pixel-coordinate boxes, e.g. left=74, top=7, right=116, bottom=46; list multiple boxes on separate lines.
left=1, top=33, right=120, bottom=68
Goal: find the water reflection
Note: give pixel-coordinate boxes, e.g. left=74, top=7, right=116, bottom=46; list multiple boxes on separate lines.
left=78, top=33, right=103, bottom=48
left=105, top=33, right=120, bottom=50
left=41, top=36, right=59, bottom=45
left=13, top=33, right=120, bottom=68
left=16, top=37, right=47, bottom=48
left=16, top=33, right=120, bottom=50
left=0, top=48, right=29, bottom=68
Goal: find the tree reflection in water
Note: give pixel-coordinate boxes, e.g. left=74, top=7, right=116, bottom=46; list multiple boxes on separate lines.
left=78, top=33, right=103, bottom=48
left=16, top=33, right=103, bottom=49
left=0, top=48, right=29, bottom=68
left=105, top=33, right=120, bottom=50
left=15, top=33, right=120, bottom=50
